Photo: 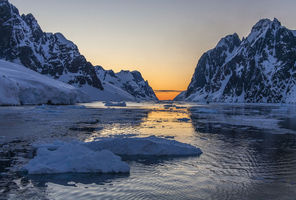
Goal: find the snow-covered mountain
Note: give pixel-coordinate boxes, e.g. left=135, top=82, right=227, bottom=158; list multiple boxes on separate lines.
left=175, top=18, right=296, bottom=103
left=0, top=0, right=157, bottom=101
left=0, top=59, right=88, bottom=105
left=95, top=66, right=157, bottom=101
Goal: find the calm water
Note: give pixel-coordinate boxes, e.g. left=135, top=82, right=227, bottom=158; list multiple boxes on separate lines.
left=1, top=102, right=296, bottom=200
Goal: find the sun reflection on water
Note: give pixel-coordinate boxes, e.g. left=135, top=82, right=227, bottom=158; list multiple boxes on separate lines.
left=82, top=103, right=196, bottom=143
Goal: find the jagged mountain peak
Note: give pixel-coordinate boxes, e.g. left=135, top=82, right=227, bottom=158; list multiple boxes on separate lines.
left=21, top=13, right=40, bottom=29
left=252, top=18, right=281, bottom=30
left=95, top=67, right=157, bottom=100
left=0, top=0, right=103, bottom=90
left=0, top=0, right=20, bottom=19
left=0, top=0, right=157, bottom=101
left=176, top=18, right=296, bottom=103
left=216, top=33, right=241, bottom=49
left=246, top=18, right=283, bottom=43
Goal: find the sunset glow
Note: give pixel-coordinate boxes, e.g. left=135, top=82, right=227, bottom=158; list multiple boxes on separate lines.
left=155, top=91, right=183, bottom=100
left=10, top=0, right=296, bottom=94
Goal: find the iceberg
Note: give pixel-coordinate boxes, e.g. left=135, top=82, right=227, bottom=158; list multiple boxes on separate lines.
left=177, top=118, right=191, bottom=122
left=23, top=136, right=202, bottom=175
left=104, top=101, right=127, bottom=107
left=23, top=142, right=130, bottom=174
left=86, top=136, right=202, bottom=157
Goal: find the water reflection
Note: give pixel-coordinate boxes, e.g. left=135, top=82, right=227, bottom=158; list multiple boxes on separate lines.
left=188, top=104, right=296, bottom=200
left=189, top=104, right=296, bottom=135
left=2, top=103, right=296, bottom=200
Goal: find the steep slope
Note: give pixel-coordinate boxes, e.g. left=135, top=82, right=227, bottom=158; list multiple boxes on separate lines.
left=0, top=60, right=88, bottom=105
left=0, top=0, right=103, bottom=92
left=176, top=18, right=296, bottom=103
left=95, top=66, right=158, bottom=101
left=0, top=0, right=157, bottom=101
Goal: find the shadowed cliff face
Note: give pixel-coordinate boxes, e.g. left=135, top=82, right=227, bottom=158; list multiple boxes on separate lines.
left=177, top=18, right=296, bottom=103
left=0, top=0, right=103, bottom=90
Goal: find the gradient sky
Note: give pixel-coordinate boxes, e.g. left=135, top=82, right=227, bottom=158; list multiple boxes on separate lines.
left=9, top=0, right=296, bottom=93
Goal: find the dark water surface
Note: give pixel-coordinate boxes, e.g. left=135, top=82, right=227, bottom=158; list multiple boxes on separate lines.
left=1, top=102, right=296, bottom=200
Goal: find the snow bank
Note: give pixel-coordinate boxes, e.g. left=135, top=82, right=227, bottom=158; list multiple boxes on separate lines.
left=80, top=83, right=135, bottom=102
left=0, top=60, right=88, bottom=106
left=23, top=142, right=130, bottom=174
left=86, top=136, right=202, bottom=156
left=104, top=101, right=127, bottom=107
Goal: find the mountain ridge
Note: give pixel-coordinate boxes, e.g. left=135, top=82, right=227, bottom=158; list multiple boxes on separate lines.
left=0, top=0, right=158, bottom=101
left=175, top=18, right=296, bottom=103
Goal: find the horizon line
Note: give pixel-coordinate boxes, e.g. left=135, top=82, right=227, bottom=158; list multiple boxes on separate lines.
left=154, top=90, right=184, bottom=93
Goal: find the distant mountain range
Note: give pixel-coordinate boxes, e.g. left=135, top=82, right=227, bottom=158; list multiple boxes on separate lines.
left=95, top=66, right=157, bottom=101
left=0, top=0, right=157, bottom=101
left=175, top=18, right=296, bottom=103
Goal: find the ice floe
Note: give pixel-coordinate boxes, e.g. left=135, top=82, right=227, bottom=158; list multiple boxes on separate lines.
left=23, top=136, right=202, bottom=174
left=86, top=136, right=202, bottom=157
left=177, top=118, right=191, bottom=122
left=23, top=142, right=130, bottom=174
left=104, top=101, right=127, bottom=107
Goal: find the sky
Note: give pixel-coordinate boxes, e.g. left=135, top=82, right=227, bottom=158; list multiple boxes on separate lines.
left=9, top=0, right=296, bottom=99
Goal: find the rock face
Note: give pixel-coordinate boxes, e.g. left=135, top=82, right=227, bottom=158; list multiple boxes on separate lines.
left=0, top=0, right=103, bottom=91
left=0, top=0, right=157, bottom=101
left=95, top=66, right=157, bottom=100
left=175, top=18, right=296, bottom=103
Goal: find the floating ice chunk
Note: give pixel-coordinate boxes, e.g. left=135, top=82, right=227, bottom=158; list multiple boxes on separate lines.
left=104, top=101, right=127, bottom=107
left=86, top=136, right=202, bottom=157
left=24, top=136, right=202, bottom=174
left=24, top=142, right=130, bottom=174
left=163, top=104, right=186, bottom=110
left=177, top=118, right=191, bottom=122
left=175, top=106, right=187, bottom=109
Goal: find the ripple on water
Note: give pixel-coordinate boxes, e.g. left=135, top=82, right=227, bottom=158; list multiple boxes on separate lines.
left=2, top=103, right=296, bottom=200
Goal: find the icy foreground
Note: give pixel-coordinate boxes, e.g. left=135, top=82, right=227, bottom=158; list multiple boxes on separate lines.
left=24, top=142, right=130, bottom=174
left=23, top=136, right=202, bottom=174
left=0, top=60, right=88, bottom=105
left=86, top=136, right=203, bottom=156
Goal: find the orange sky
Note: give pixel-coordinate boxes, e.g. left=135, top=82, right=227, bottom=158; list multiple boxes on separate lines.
left=155, top=91, right=183, bottom=101
left=10, top=0, right=296, bottom=96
